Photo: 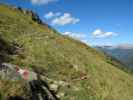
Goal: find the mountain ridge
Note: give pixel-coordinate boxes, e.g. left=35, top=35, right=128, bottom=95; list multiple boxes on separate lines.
left=95, top=45, right=133, bottom=70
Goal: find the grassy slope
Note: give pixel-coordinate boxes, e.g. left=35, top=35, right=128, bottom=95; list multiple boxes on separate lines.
left=0, top=4, right=133, bottom=100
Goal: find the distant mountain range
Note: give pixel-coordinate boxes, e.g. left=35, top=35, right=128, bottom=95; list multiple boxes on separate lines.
left=95, top=44, right=133, bottom=69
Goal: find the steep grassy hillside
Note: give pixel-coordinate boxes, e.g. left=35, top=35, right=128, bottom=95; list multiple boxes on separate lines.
left=0, top=4, right=133, bottom=100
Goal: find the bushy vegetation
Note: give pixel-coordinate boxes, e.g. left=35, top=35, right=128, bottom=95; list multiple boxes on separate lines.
left=0, top=4, right=133, bottom=100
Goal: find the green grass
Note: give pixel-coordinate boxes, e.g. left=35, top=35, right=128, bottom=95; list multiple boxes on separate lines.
left=0, top=4, right=133, bottom=100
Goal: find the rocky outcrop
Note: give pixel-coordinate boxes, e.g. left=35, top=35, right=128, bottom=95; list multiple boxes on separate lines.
left=12, top=6, right=57, bottom=34
left=0, top=63, right=59, bottom=100
left=29, top=79, right=58, bottom=100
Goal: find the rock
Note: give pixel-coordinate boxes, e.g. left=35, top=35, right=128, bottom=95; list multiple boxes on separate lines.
left=73, top=64, right=79, bottom=71
left=29, top=80, right=58, bottom=100
left=49, top=84, right=59, bottom=92
left=73, top=86, right=80, bottom=91
left=58, top=81, right=66, bottom=86
left=56, top=92, right=65, bottom=98
left=0, top=63, right=59, bottom=100
left=0, top=63, right=21, bottom=80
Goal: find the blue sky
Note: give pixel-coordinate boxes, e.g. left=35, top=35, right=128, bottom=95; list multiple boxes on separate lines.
left=0, top=0, right=133, bottom=46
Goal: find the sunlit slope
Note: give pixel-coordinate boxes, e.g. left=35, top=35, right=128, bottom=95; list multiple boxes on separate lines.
left=0, top=4, right=133, bottom=100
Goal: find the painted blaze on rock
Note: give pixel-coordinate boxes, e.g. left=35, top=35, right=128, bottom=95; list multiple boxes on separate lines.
left=0, top=63, right=37, bottom=81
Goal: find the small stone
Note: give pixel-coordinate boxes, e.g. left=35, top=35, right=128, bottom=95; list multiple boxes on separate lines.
left=58, top=81, right=66, bottom=86
left=56, top=92, right=65, bottom=98
left=73, top=86, right=80, bottom=91
left=50, top=84, right=59, bottom=92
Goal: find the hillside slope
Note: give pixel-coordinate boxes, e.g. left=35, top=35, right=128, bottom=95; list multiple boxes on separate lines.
left=0, top=4, right=133, bottom=100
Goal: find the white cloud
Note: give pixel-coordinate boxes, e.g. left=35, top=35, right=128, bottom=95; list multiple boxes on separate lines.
left=62, top=32, right=90, bottom=45
left=52, top=13, right=80, bottom=25
left=63, top=32, right=86, bottom=40
left=31, top=0, right=57, bottom=5
left=92, top=29, right=117, bottom=38
left=44, top=12, right=61, bottom=19
left=63, top=32, right=89, bottom=45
